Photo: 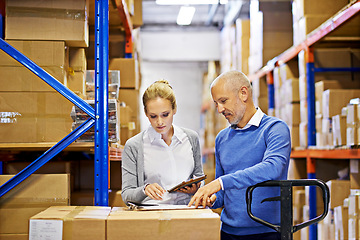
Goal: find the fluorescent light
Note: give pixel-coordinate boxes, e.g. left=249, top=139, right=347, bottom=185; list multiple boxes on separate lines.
left=176, top=6, right=196, bottom=25
left=157, top=0, right=219, bottom=5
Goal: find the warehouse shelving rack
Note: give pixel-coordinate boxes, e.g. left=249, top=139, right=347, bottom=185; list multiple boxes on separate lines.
left=0, top=0, right=133, bottom=207
left=248, top=1, right=360, bottom=239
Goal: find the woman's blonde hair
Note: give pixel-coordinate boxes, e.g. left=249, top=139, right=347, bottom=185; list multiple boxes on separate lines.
left=142, top=80, right=177, bottom=113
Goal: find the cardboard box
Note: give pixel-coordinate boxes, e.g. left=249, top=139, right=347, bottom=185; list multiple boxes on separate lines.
left=299, top=121, right=307, bottom=148
left=235, top=19, right=250, bottom=75
left=289, top=125, right=300, bottom=148
left=5, top=0, right=89, bottom=47
left=326, top=180, right=350, bottom=209
left=0, top=92, right=73, bottom=143
left=332, top=114, right=347, bottom=147
left=131, top=0, right=143, bottom=28
left=107, top=208, right=221, bottom=240
left=0, top=40, right=68, bottom=92
left=334, top=205, right=348, bottom=240
left=283, top=103, right=300, bottom=126
left=350, top=159, right=360, bottom=190
left=347, top=103, right=359, bottom=125
left=283, top=78, right=300, bottom=103
left=322, top=89, right=360, bottom=119
left=109, top=58, right=139, bottom=89
left=0, top=174, right=70, bottom=234
left=252, top=77, right=267, bottom=99
left=0, top=40, right=66, bottom=67
left=280, top=61, right=299, bottom=81
left=315, top=80, right=342, bottom=102
left=348, top=217, right=359, bottom=240
left=294, top=0, right=348, bottom=19
left=118, top=88, right=140, bottom=121
left=69, top=48, right=87, bottom=72
left=0, top=66, right=66, bottom=92
left=347, top=124, right=359, bottom=146
left=65, top=71, right=86, bottom=97
left=348, top=195, right=360, bottom=218
left=0, top=234, right=28, bottom=240
left=108, top=190, right=127, bottom=207
left=29, top=206, right=111, bottom=240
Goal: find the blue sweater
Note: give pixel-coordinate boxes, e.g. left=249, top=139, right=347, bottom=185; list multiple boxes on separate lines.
left=212, top=114, right=291, bottom=236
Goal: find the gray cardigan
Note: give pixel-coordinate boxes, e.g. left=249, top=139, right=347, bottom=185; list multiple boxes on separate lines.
left=121, top=127, right=204, bottom=204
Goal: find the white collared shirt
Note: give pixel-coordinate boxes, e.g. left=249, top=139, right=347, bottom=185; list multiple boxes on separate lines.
left=232, top=107, right=264, bottom=130
left=143, top=124, right=194, bottom=204
left=219, top=108, right=264, bottom=189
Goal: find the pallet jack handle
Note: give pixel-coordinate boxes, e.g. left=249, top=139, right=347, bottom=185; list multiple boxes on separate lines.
left=246, top=179, right=330, bottom=240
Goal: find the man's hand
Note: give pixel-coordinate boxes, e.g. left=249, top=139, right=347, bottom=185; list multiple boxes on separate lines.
left=188, top=179, right=221, bottom=208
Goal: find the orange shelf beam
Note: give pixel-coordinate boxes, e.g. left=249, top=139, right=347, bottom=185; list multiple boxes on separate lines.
left=291, top=149, right=360, bottom=159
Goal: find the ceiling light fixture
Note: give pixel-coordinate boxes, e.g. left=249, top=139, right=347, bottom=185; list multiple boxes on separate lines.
left=176, top=6, right=196, bottom=25
left=156, top=0, right=222, bottom=5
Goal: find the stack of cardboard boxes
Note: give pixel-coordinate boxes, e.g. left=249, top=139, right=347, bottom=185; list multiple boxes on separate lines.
left=1, top=0, right=89, bottom=143
left=28, top=206, right=221, bottom=240
left=248, top=0, right=293, bottom=74
left=0, top=174, right=70, bottom=240
left=292, top=0, right=356, bottom=46
left=299, top=48, right=360, bottom=149
left=219, top=19, right=250, bottom=76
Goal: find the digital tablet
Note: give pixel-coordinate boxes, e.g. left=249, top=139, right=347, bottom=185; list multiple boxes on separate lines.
left=167, top=175, right=207, bottom=193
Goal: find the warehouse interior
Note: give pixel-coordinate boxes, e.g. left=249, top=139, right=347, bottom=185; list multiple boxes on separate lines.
left=0, top=0, right=360, bottom=239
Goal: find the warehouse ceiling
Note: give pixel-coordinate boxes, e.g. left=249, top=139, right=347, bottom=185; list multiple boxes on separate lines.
left=140, top=0, right=250, bottom=31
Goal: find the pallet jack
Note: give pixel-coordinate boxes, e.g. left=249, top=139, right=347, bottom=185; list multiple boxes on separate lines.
left=246, top=179, right=330, bottom=240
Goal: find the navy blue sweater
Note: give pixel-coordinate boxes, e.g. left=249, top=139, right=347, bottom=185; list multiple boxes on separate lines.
left=212, top=114, right=291, bottom=236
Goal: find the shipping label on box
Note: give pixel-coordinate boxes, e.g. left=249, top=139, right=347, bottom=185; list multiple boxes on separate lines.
left=29, top=220, right=63, bottom=240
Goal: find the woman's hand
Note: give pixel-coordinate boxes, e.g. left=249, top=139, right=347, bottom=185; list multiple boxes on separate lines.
left=177, top=182, right=201, bottom=195
left=144, top=183, right=166, bottom=200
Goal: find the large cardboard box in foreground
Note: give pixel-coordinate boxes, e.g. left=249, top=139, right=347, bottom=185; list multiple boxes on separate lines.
left=107, top=208, right=221, bottom=240
left=5, top=0, right=89, bottom=47
left=0, top=174, right=70, bottom=235
left=29, top=206, right=111, bottom=240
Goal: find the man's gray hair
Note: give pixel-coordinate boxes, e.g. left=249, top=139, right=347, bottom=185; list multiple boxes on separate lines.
left=211, top=70, right=252, bottom=95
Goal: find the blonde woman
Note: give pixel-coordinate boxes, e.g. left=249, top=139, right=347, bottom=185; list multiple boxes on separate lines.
left=121, top=80, right=204, bottom=205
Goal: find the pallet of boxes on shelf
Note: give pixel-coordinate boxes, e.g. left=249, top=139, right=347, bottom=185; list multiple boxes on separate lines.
left=291, top=0, right=356, bottom=46
left=297, top=48, right=360, bottom=149
left=0, top=40, right=74, bottom=143
left=248, top=0, right=293, bottom=75
left=109, top=58, right=141, bottom=143
left=273, top=60, right=300, bottom=149
left=219, top=19, right=250, bottom=75
left=1, top=0, right=90, bottom=144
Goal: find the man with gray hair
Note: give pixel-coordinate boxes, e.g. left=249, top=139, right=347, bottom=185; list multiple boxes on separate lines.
left=189, top=70, right=291, bottom=240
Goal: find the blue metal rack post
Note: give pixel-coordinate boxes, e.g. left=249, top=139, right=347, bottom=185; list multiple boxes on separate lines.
left=266, top=72, right=275, bottom=111
left=306, top=47, right=318, bottom=240
left=0, top=1, right=110, bottom=207
left=94, top=0, right=109, bottom=206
